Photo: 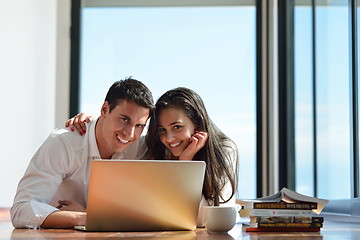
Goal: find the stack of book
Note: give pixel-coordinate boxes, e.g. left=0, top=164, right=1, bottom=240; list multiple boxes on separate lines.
left=237, top=187, right=328, bottom=232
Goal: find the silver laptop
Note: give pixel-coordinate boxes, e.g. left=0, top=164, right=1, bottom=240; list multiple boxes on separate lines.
left=76, top=160, right=205, bottom=232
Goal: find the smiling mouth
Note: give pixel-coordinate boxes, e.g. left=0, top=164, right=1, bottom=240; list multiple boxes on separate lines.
left=169, top=142, right=181, bottom=148
left=116, top=134, right=130, bottom=144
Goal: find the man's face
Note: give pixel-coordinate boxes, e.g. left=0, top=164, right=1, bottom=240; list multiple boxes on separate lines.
left=99, top=100, right=150, bottom=157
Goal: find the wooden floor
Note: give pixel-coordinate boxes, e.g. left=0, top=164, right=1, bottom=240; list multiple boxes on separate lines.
left=2, top=208, right=360, bottom=239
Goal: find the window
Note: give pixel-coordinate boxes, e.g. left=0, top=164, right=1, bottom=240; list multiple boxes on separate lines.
left=294, top=0, right=314, bottom=197
left=294, top=0, right=351, bottom=199
left=78, top=1, right=257, bottom=198
left=315, top=1, right=350, bottom=199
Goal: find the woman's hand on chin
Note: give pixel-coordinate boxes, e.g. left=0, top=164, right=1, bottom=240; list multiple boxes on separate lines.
left=179, top=131, right=208, bottom=160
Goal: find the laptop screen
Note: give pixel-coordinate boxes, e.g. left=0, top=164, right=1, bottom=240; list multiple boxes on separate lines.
left=85, top=160, right=206, bottom=231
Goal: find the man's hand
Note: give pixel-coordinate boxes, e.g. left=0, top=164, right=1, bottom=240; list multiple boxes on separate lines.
left=56, top=200, right=86, bottom=212
left=41, top=209, right=86, bottom=228
left=65, top=113, right=92, bottom=136
left=179, top=131, right=208, bottom=160
left=41, top=200, right=86, bottom=228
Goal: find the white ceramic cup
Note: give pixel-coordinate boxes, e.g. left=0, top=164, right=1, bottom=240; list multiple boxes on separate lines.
left=203, top=206, right=236, bottom=233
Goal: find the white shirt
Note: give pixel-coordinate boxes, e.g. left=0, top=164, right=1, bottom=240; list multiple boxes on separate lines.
left=11, top=119, right=145, bottom=228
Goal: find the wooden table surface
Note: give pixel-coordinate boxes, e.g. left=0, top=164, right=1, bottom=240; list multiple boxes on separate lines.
left=2, top=208, right=360, bottom=239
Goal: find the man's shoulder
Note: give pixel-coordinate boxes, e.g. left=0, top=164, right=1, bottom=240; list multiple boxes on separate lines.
left=47, top=127, right=87, bottom=148
left=49, top=127, right=80, bottom=139
left=50, top=127, right=71, bottom=136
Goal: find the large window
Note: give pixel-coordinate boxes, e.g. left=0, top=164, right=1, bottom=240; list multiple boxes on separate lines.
left=315, top=1, right=350, bottom=199
left=78, top=1, right=257, bottom=198
left=74, top=0, right=360, bottom=203
left=294, top=0, right=351, bottom=199
left=294, top=0, right=314, bottom=197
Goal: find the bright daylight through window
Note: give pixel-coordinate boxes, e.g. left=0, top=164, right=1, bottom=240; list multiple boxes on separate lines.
left=79, top=2, right=257, bottom=198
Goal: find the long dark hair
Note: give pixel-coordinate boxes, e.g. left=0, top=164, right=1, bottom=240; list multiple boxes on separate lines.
left=145, top=87, right=238, bottom=205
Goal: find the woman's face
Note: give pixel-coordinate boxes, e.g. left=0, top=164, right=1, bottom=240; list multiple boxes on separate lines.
left=157, top=107, right=196, bottom=157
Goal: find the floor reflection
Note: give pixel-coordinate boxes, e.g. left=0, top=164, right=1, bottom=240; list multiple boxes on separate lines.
left=10, top=229, right=198, bottom=240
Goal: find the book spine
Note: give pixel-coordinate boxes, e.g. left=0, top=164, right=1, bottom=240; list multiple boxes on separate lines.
left=250, top=216, right=324, bottom=223
left=251, top=222, right=323, bottom=228
left=247, top=202, right=317, bottom=210
left=243, top=226, right=321, bottom=232
left=239, top=209, right=313, bottom=217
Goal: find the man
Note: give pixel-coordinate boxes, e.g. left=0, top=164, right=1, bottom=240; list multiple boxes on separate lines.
left=11, top=78, right=154, bottom=229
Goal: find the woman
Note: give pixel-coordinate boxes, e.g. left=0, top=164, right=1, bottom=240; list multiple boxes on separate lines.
left=67, top=87, right=238, bottom=224
left=144, top=87, right=238, bottom=206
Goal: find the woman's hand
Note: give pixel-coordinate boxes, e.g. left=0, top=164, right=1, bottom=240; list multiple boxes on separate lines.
left=179, top=131, right=208, bottom=161
left=65, top=113, right=93, bottom=135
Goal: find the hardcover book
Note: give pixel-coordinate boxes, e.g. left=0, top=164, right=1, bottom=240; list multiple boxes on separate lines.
left=237, top=188, right=328, bottom=232
left=248, top=222, right=323, bottom=228
left=242, top=224, right=321, bottom=232
left=249, top=216, right=324, bottom=224
left=239, top=209, right=313, bottom=217
left=243, top=202, right=317, bottom=210
left=236, top=187, right=328, bottom=214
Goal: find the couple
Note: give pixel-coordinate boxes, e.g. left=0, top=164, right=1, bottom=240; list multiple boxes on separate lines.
left=11, top=78, right=238, bottom=229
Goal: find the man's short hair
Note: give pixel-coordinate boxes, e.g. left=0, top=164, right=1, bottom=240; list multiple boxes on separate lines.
left=105, top=78, right=155, bottom=113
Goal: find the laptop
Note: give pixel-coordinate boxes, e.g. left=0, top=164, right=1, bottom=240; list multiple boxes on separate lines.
left=76, top=160, right=206, bottom=232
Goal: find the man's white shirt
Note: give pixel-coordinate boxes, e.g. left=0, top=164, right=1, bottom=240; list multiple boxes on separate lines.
left=10, top=118, right=237, bottom=229
left=10, top=119, right=145, bottom=228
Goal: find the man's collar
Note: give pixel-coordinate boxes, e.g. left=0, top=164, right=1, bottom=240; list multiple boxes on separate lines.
left=88, top=118, right=101, bottom=159
left=89, top=117, right=124, bottom=159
